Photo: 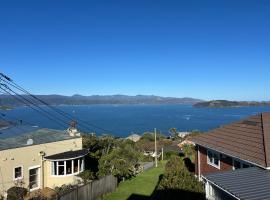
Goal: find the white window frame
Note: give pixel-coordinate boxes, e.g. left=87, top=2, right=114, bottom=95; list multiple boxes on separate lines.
left=28, top=165, right=40, bottom=192
left=51, top=157, right=85, bottom=177
left=207, top=149, right=220, bottom=169
left=13, top=166, right=23, bottom=181
left=232, top=158, right=252, bottom=170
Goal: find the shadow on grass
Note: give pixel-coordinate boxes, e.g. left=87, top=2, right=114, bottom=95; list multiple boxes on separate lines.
left=127, top=174, right=205, bottom=200
left=127, top=189, right=205, bottom=200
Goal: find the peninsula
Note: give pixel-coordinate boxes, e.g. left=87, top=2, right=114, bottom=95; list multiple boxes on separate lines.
left=193, top=100, right=270, bottom=108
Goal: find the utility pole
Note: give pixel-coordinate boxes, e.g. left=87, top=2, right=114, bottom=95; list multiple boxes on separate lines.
left=162, top=147, right=164, bottom=161
left=155, top=128, right=158, bottom=167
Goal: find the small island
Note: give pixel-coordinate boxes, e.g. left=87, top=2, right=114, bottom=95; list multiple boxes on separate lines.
left=193, top=100, right=270, bottom=108
left=0, top=105, right=12, bottom=110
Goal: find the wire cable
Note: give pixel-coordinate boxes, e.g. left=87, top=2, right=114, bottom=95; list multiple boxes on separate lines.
left=0, top=86, right=67, bottom=128
left=1, top=75, right=116, bottom=134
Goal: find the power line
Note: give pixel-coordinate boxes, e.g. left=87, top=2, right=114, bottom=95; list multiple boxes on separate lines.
left=0, top=112, right=38, bottom=127
left=0, top=86, right=68, bottom=128
left=0, top=74, right=117, bottom=134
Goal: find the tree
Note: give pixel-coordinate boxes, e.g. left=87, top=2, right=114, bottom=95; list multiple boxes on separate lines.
left=98, top=141, right=142, bottom=181
left=169, top=127, right=179, bottom=139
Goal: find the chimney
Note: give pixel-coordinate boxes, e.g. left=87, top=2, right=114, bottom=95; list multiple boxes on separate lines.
left=67, top=120, right=80, bottom=137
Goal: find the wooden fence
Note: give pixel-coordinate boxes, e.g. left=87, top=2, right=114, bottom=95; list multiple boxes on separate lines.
left=58, top=175, right=117, bottom=200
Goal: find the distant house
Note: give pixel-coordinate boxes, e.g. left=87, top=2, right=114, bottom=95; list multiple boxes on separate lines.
left=126, top=134, right=141, bottom=142
left=178, top=131, right=190, bottom=138
left=191, top=113, right=270, bottom=200
left=142, top=141, right=181, bottom=157
left=0, top=124, right=88, bottom=198
left=178, top=139, right=195, bottom=150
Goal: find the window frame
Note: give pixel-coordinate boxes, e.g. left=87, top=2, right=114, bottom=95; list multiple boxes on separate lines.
left=13, top=166, right=23, bottom=181
left=232, top=158, right=252, bottom=170
left=207, top=149, right=220, bottom=169
left=28, top=165, right=40, bottom=191
left=51, top=157, right=85, bottom=177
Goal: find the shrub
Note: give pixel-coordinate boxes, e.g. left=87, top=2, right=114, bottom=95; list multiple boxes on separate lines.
left=164, top=151, right=180, bottom=160
left=77, top=170, right=96, bottom=184
left=7, top=186, right=27, bottom=200
left=158, top=156, right=204, bottom=193
left=54, top=184, right=77, bottom=196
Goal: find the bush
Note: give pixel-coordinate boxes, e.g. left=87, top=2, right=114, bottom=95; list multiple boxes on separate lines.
left=54, top=184, right=77, bottom=196
left=182, top=144, right=196, bottom=162
left=98, top=142, right=142, bottom=181
left=164, top=151, right=180, bottom=160
left=77, top=170, right=96, bottom=184
left=7, top=186, right=27, bottom=200
left=158, top=156, right=204, bottom=193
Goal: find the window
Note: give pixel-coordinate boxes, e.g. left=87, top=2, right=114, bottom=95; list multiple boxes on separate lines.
left=58, top=161, right=65, bottom=175
left=14, top=166, right=23, bottom=180
left=233, top=160, right=241, bottom=170
left=233, top=159, right=252, bottom=170
left=207, top=150, right=220, bottom=169
left=66, top=160, right=72, bottom=175
left=51, top=158, right=84, bottom=176
left=29, top=168, right=39, bottom=190
left=74, top=159, right=79, bottom=173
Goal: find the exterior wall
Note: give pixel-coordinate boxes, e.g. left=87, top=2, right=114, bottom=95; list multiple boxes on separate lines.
left=205, top=181, right=236, bottom=200
left=0, top=137, right=82, bottom=195
left=196, top=145, right=233, bottom=176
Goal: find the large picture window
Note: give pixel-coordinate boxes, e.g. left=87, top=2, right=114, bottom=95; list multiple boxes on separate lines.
left=207, top=150, right=220, bottom=169
left=51, top=158, right=84, bottom=176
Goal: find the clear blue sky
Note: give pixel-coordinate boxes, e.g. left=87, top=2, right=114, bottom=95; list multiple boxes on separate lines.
left=0, top=0, right=270, bottom=101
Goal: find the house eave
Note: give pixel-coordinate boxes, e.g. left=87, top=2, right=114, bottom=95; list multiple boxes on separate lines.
left=195, top=143, right=268, bottom=170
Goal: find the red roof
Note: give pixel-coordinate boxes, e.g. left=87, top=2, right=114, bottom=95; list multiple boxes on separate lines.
left=192, top=113, right=270, bottom=168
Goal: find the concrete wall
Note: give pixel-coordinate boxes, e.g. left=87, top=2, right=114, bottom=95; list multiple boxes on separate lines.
left=0, top=137, right=82, bottom=195
left=196, top=146, right=233, bottom=176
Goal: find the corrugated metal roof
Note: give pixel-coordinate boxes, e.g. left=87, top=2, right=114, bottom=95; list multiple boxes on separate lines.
left=192, top=113, right=270, bottom=168
left=0, top=125, right=79, bottom=151
left=0, top=125, right=40, bottom=139
left=204, top=167, right=270, bottom=200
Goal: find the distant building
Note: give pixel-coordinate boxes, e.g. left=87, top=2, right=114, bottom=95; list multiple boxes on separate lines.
left=178, top=139, right=195, bottom=150
left=0, top=124, right=88, bottom=198
left=178, top=132, right=190, bottom=138
left=126, top=134, right=141, bottom=142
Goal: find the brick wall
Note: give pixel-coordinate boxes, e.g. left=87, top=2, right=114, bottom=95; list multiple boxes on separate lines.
left=196, top=145, right=233, bottom=176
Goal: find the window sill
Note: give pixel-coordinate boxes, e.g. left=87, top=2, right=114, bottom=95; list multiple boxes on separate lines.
left=29, top=186, right=40, bottom=192
left=51, top=170, right=83, bottom=177
left=207, top=162, right=220, bottom=169
left=14, top=177, right=23, bottom=181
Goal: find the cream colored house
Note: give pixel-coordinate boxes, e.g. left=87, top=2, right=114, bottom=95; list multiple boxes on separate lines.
left=0, top=125, right=88, bottom=197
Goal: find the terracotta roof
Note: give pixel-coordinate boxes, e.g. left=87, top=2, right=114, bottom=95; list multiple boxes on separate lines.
left=192, top=113, right=270, bottom=168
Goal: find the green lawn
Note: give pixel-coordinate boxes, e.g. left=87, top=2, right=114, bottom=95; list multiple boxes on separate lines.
left=101, top=161, right=166, bottom=200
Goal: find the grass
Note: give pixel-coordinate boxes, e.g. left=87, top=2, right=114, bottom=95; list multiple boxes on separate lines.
left=101, top=161, right=166, bottom=200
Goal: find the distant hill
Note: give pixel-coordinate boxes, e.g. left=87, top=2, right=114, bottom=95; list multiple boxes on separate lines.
left=0, top=94, right=203, bottom=106
left=193, top=100, right=270, bottom=108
